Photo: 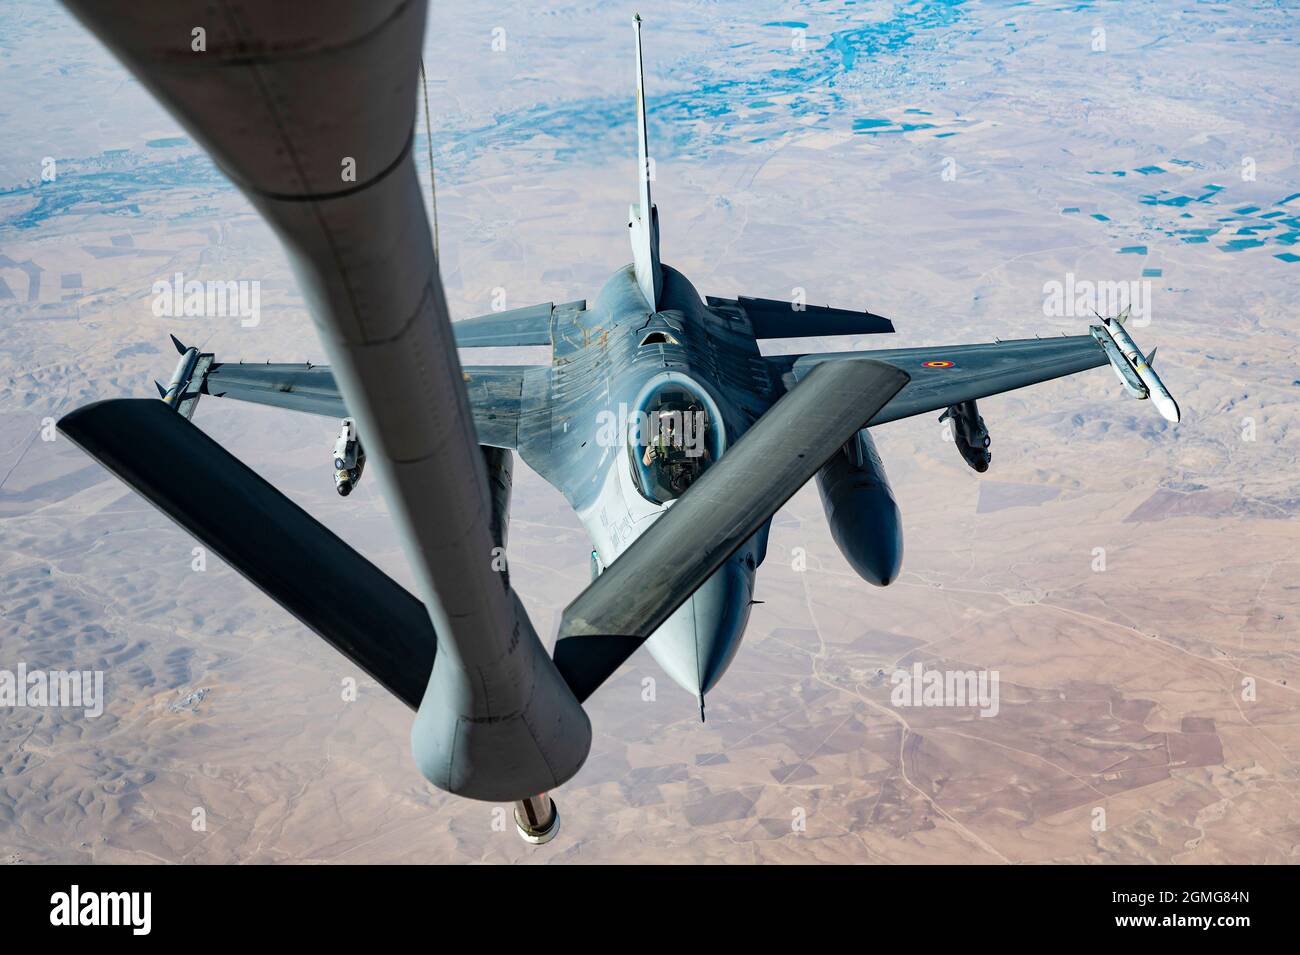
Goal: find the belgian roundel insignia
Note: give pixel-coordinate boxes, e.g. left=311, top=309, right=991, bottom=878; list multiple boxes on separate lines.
left=922, top=360, right=955, bottom=368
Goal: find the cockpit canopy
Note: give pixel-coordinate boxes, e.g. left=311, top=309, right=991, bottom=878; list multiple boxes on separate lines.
left=627, top=380, right=723, bottom=504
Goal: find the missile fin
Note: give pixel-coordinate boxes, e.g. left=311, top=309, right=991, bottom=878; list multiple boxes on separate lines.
left=170, top=333, right=187, bottom=355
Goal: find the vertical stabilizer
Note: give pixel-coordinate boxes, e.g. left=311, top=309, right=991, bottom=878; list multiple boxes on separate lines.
left=629, top=14, right=662, bottom=309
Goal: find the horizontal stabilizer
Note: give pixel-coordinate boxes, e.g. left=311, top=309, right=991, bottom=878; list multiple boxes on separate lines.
left=707, top=295, right=894, bottom=338
left=552, top=359, right=909, bottom=701
left=452, top=300, right=585, bottom=348
left=58, top=399, right=437, bottom=709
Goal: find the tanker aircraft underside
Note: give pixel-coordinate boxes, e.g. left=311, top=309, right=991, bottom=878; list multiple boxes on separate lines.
left=56, top=4, right=1179, bottom=844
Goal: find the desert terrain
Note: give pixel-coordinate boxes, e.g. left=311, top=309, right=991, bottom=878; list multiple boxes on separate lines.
left=0, top=0, right=1296, bottom=863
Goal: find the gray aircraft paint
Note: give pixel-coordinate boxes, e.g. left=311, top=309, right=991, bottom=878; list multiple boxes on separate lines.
left=515, top=264, right=779, bottom=700
left=58, top=0, right=590, bottom=803
left=57, top=2, right=1177, bottom=817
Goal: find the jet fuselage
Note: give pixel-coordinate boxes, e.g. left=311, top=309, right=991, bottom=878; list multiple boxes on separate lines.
left=519, top=263, right=784, bottom=703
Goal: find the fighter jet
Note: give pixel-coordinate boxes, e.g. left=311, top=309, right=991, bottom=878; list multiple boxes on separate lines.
left=56, top=4, right=1178, bottom=844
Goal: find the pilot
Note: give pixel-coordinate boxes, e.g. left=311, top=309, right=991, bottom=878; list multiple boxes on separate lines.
left=642, top=412, right=684, bottom=467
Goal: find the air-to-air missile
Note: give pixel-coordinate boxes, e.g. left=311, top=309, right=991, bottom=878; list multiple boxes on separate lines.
left=154, top=335, right=211, bottom=421
left=1091, top=310, right=1180, bottom=423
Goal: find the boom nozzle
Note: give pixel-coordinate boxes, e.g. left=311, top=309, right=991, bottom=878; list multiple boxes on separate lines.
left=514, top=793, right=560, bottom=845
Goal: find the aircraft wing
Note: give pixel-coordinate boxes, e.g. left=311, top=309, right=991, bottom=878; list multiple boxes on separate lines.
left=202, top=362, right=345, bottom=418
left=196, top=358, right=536, bottom=449
left=767, top=334, right=1109, bottom=425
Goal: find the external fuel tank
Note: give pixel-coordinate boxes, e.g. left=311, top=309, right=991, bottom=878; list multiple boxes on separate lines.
left=815, top=429, right=903, bottom=586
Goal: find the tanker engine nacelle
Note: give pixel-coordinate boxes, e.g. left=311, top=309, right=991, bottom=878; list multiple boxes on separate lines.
left=332, top=418, right=366, bottom=496
left=815, top=429, right=903, bottom=587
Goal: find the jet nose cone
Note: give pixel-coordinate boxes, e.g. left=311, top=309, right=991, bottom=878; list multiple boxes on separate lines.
left=645, top=558, right=753, bottom=698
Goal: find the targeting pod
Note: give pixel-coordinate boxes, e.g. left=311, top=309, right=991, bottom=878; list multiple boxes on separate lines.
left=332, top=418, right=366, bottom=496
left=939, top=399, right=992, bottom=473
left=1093, top=312, right=1180, bottom=423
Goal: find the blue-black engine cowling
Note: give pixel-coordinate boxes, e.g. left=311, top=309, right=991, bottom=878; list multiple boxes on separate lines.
left=815, top=429, right=903, bottom=586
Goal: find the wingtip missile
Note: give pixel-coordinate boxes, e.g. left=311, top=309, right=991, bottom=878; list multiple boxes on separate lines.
left=1089, top=325, right=1147, bottom=400
left=1153, top=392, right=1180, bottom=424
left=159, top=336, right=213, bottom=419
left=1093, top=318, right=1180, bottom=424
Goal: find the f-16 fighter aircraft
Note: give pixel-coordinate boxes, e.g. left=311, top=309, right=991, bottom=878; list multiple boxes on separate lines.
left=57, top=5, right=1178, bottom=844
